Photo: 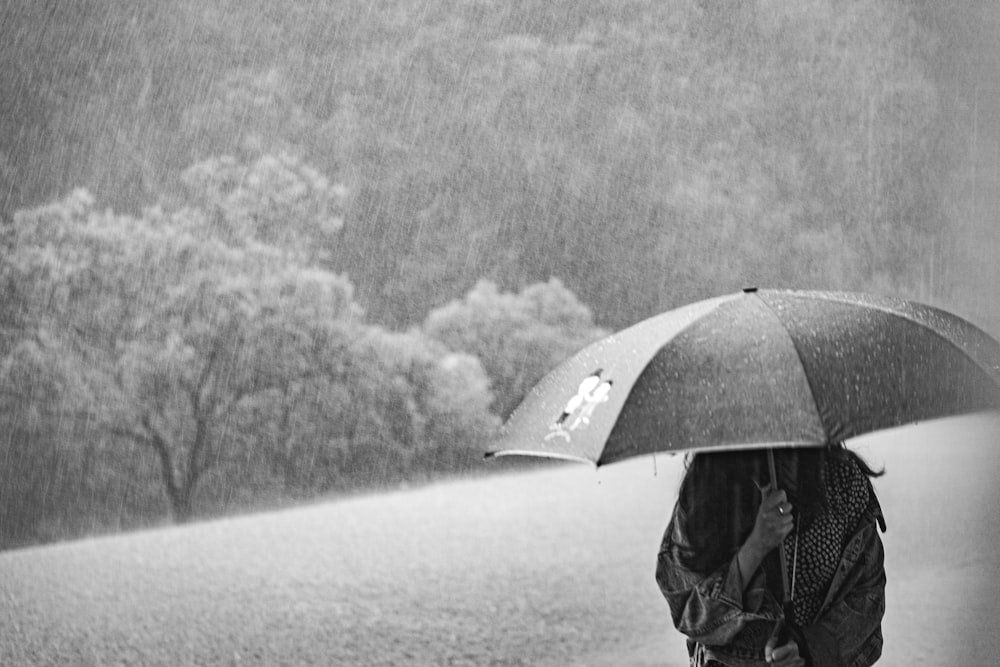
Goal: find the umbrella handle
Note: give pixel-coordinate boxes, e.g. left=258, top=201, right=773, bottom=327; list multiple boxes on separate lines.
left=770, top=616, right=789, bottom=647
left=767, top=448, right=792, bottom=602
left=769, top=601, right=813, bottom=664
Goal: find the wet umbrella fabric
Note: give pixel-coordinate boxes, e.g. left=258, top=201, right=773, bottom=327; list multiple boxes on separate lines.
left=488, top=289, right=1000, bottom=466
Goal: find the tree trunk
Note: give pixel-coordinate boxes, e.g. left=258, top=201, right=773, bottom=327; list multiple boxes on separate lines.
left=169, top=486, right=195, bottom=523
left=140, top=414, right=197, bottom=524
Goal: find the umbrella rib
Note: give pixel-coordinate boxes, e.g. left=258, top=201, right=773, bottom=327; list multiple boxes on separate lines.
left=882, top=311, right=1000, bottom=385
left=753, top=293, right=832, bottom=444
left=484, top=449, right=596, bottom=466
left=780, top=291, right=999, bottom=383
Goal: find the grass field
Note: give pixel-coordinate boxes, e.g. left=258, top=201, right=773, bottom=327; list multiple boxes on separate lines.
left=2, top=415, right=998, bottom=666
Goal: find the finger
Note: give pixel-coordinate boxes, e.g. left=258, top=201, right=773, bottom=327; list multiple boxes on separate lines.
left=769, top=511, right=794, bottom=529
left=761, top=489, right=787, bottom=511
left=756, top=480, right=778, bottom=497
left=769, top=512, right=794, bottom=530
left=775, top=659, right=805, bottom=667
left=771, top=640, right=798, bottom=661
left=775, top=501, right=793, bottom=516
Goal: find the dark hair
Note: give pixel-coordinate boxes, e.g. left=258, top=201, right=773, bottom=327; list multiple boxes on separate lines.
left=671, top=444, right=883, bottom=574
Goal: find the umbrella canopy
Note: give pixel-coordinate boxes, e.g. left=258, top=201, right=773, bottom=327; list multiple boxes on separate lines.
left=488, top=289, right=1000, bottom=466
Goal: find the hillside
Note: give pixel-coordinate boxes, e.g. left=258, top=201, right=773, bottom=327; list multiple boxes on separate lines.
left=4, top=0, right=991, bottom=329
left=1, top=416, right=998, bottom=664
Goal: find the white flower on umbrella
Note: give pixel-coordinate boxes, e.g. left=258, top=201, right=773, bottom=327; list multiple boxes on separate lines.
left=545, top=370, right=613, bottom=442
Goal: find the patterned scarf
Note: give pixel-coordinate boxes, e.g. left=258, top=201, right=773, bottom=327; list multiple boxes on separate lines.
left=782, top=452, right=870, bottom=625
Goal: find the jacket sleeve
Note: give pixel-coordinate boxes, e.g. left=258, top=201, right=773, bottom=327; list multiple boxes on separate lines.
left=800, top=514, right=886, bottom=667
left=655, top=507, right=780, bottom=646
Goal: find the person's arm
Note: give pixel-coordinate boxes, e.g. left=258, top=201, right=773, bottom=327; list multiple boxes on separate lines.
left=656, top=485, right=794, bottom=645
left=739, top=482, right=794, bottom=590
left=656, top=525, right=759, bottom=645
left=736, top=535, right=769, bottom=590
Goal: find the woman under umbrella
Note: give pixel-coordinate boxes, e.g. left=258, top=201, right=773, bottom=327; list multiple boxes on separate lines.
left=656, top=443, right=886, bottom=667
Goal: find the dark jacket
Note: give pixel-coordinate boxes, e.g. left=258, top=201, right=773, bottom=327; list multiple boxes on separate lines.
left=656, top=490, right=886, bottom=667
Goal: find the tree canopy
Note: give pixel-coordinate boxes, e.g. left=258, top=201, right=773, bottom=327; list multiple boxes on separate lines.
left=4, top=0, right=988, bottom=330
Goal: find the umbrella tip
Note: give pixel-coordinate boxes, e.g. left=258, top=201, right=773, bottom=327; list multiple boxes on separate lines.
left=743, top=286, right=758, bottom=293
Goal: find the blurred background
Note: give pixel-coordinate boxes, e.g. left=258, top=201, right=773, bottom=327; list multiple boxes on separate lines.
left=1, top=0, right=998, bottom=550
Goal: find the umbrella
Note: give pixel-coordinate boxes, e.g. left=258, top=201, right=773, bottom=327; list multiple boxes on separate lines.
left=486, top=288, right=1000, bottom=648
left=487, top=288, right=1000, bottom=465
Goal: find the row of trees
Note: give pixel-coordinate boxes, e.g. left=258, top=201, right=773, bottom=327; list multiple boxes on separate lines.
left=0, top=153, right=605, bottom=547
left=3, top=0, right=983, bottom=331
left=2, top=0, right=998, bottom=547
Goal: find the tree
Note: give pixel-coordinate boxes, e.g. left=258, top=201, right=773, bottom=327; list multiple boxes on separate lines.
left=3, top=0, right=967, bottom=333
left=212, top=326, right=499, bottom=503
left=178, top=152, right=347, bottom=254
left=348, top=328, right=500, bottom=476
left=2, top=152, right=504, bottom=537
left=2, top=154, right=357, bottom=522
left=423, top=279, right=607, bottom=418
